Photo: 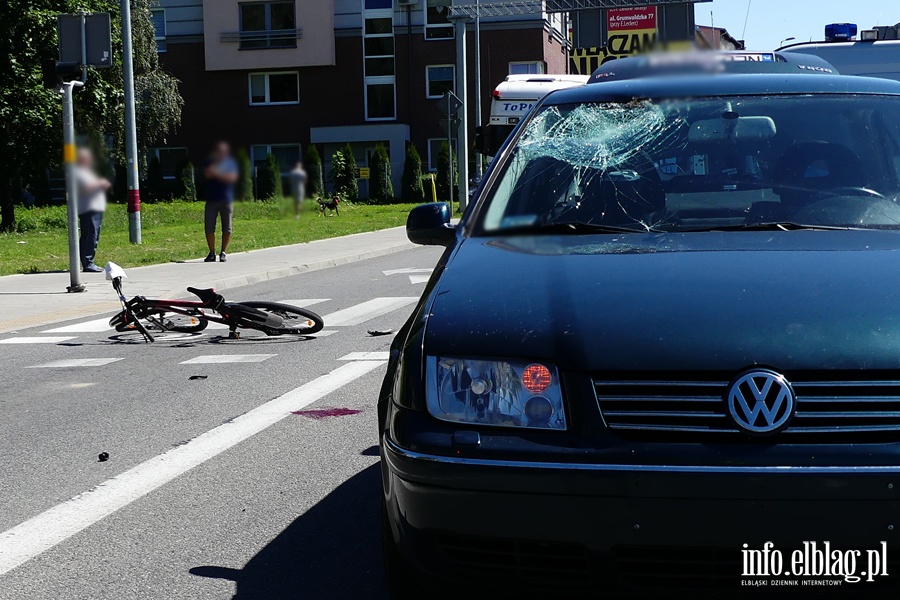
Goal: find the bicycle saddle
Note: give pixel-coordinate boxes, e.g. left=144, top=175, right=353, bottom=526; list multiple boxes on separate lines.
left=187, top=287, right=220, bottom=304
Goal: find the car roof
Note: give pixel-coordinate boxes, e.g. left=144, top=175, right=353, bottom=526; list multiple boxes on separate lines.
left=588, top=51, right=840, bottom=83
left=546, top=72, right=900, bottom=105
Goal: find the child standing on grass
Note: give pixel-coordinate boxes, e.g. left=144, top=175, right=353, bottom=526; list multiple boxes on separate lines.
left=203, top=141, right=238, bottom=262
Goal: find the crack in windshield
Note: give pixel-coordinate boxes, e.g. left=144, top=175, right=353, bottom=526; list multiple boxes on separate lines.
left=480, top=95, right=900, bottom=235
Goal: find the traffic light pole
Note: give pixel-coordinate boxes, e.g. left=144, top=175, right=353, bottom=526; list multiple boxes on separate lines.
left=62, top=81, right=85, bottom=293
left=121, top=0, right=142, bottom=244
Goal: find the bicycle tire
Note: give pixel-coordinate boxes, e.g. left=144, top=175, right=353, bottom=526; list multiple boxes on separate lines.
left=237, top=301, right=324, bottom=335
left=145, top=309, right=208, bottom=333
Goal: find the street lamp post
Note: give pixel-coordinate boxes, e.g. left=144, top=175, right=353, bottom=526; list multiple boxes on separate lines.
left=449, top=14, right=470, bottom=213
left=780, top=36, right=796, bottom=47
left=474, top=0, right=483, bottom=181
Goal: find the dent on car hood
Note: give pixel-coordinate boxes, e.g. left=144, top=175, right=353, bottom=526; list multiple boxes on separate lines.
left=426, top=231, right=900, bottom=372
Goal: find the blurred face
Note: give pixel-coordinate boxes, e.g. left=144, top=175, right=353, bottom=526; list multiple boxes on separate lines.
left=214, top=142, right=230, bottom=161
left=76, top=148, right=94, bottom=168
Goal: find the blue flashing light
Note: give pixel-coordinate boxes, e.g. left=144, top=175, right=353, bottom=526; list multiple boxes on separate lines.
left=825, top=23, right=858, bottom=41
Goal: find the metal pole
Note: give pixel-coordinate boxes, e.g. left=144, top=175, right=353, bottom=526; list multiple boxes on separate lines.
left=474, top=0, right=483, bottom=180
left=62, top=83, right=85, bottom=293
left=453, top=17, right=469, bottom=213
left=445, top=92, right=453, bottom=215
left=121, top=0, right=141, bottom=244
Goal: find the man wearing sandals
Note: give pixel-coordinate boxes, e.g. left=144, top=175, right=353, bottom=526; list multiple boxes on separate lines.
left=203, top=141, right=239, bottom=262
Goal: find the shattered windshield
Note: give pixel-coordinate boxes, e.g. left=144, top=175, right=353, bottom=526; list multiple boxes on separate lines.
left=479, top=95, right=900, bottom=233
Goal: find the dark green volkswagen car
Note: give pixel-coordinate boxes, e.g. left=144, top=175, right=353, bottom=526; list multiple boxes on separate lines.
left=380, top=58, right=900, bottom=599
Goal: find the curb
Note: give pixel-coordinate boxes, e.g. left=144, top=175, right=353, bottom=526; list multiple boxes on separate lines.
left=0, top=240, right=417, bottom=335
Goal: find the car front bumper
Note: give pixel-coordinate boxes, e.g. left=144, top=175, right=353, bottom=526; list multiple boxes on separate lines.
left=382, top=434, right=900, bottom=598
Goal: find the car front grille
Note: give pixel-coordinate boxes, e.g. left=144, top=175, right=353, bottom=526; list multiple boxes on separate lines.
left=595, top=375, right=900, bottom=440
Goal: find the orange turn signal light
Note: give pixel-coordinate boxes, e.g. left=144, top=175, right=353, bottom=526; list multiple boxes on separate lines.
left=522, top=364, right=552, bottom=394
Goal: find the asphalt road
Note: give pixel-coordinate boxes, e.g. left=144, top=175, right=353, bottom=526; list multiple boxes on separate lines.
left=0, top=245, right=444, bottom=600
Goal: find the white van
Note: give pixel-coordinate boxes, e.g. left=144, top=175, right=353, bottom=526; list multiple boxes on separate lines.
left=779, top=24, right=900, bottom=82
left=479, top=74, right=589, bottom=157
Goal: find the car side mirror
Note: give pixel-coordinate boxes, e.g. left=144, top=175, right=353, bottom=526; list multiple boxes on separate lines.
left=407, top=202, right=455, bottom=246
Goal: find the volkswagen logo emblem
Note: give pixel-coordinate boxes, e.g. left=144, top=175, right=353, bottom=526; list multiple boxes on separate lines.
left=726, top=370, right=796, bottom=436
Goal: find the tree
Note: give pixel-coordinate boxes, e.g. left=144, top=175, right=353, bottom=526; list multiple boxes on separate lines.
left=401, top=143, right=425, bottom=203
left=178, top=161, right=196, bottom=202
left=329, top=147, right=358, bottom=201
left=369, top=144, right=393, bottom=203
left=235, top=148, right=253, bottom=201
left=305, top=144, right=324, bottom=198
left=257, top=153, right=280, bottom=200
left=0, top=0, right=184, bottom=231
left=436, top=141, right=457, bottom=203
left=144, top=155, right=165, bottom=201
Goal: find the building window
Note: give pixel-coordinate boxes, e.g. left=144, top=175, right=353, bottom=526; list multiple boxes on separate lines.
left=150, top=8, right=166, bottom=53
left=509, top=61, right=545, bottom=75
left=248, top=72, right=300, bottom=105
left=149, top=147, right=189, bottom=180
left=427, top=138, right=447, bottom=172
left=425, top=0, right=454, bottom=40
left=251, top=144, right=302, bottom=175
left=239, top=1, right=297, bottom=49
left=426, top=65, right=455, bottom=99
left=363, top=0, right=395, bottom=121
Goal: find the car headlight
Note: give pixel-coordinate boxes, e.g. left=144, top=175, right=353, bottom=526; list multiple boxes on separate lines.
left=425, top=356, right=567, bottom=430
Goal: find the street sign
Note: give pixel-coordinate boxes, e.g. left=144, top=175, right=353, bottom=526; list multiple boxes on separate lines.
left=437, top=91, right=463, bottom=117
left=355, top=167, right=371, bottom=179
left=58, top=13, right=112, bottom=68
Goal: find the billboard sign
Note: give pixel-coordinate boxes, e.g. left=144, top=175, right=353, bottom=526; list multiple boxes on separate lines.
left=570, top=6, right=660, bottom=74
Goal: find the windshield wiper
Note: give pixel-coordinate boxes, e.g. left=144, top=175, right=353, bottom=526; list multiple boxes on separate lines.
left=676, top=222, right=863, bottom=233
left=497, top=221, right=661, bottom=235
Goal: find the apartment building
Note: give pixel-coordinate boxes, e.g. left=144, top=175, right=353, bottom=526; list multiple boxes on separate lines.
left=150, top=0, right=568, bottom=195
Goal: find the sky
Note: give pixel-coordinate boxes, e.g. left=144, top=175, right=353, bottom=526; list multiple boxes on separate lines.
left=694, top=0, right=898, bottom=51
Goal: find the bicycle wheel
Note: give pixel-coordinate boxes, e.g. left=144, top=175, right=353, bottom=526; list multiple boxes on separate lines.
left=237, top=301, right=324, bottom=335
left=145, top=309, right=208, bottom=333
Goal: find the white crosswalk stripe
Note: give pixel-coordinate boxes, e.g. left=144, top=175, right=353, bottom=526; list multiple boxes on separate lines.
left=322, top=297, right=417, bottom=327
left=339, top=352, right=391, bottom=361
left=27, top=358, right=124, bottom=368
left=43, top=317, right=114, bottom=333
left=0, top=336, right=78, bottom=345
left=180, top=354, right=276, bottom=364
left=408, top=275, right=430, bottom=284
left=278, top=299, right=329, bottom=308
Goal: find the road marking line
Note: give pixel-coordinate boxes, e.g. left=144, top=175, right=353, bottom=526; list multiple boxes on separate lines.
left=339, top=351, right=391, bottom=361
left=43, top=317, right=113, bottom=333
left=0, top=360, right=386, bottom=577
left=0, top=336, right=78, bottom=345
left=383, top=268, right=433, bottom=276
left=27, top=358, right=124, bottom=368
left=408, top=275, right=430, bottom=284
left=180, top=354, right=276, bottom=364
left=278, top=299, right=329, bottom=308
left=309, top=330, right=337, bottom=338
left=322, top=297, right=417, bottom=327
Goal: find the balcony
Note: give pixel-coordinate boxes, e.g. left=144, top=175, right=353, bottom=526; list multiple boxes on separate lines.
left=220, top=28, right=303, bottom=50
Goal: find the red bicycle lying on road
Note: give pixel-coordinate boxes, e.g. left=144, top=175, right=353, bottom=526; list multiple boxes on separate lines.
left=105, top=262, right=325, bottom=343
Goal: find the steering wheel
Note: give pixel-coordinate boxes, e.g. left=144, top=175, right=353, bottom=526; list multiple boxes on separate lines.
left=828, top=186, right=885, bottom=198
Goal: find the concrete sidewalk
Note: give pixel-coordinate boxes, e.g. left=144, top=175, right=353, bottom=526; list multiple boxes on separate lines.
left=0, top=226, right=416, bottom=334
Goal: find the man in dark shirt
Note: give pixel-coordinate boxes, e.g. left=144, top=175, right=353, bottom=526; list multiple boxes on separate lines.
left=203, top=141, right=239, bottom=262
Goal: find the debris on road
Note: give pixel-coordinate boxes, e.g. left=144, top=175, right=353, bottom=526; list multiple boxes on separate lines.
left=189, top=375, right=208, bottom=380
left=292, top=407, right=362, bottom=419
left=367, top=329, right=393, bottom=336
left=98, top=452, right=109, bottom=462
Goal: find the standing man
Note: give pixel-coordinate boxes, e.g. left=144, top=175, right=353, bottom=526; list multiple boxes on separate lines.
left=203, top=141, right=239, bottom=262
left=289, top=160, right=307, bottom=219
left=75, top=147, right=111, bottom=273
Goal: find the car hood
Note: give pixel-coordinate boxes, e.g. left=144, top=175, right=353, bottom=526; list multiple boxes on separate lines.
left=425, top=231, right=900, bottom=372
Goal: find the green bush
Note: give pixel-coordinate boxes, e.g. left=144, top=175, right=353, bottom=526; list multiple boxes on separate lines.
left=401, top=143, right=425, bottom=203
left=257, top=153, right=280, bottom=200
left=305, top=144, right=324, bottom=198
left=436, top=141, right=457, bottom=202
left=329, top=148, right=358, bottom=201
left=178, top=161, right=197, bottom=202
left=14, top=205, right=69, bottom=233
left=235, top=148, right=254, bottom=201
left=369, top=144, right=394, bottom=203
